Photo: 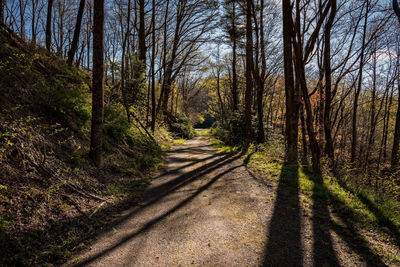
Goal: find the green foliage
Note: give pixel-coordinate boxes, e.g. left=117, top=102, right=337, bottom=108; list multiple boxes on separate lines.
left=41, top=79, right=91, bottom=130
left=125, top=57, right=147, bottom=108
left=170, top=116, right=196, bottom=139
left=104, top=104, right=130, bottom=140
left=211, top=111, right=246, bottom=145
left=47, top=246, right=71, bottom=262
left=0, top=28, right=175, bottom=267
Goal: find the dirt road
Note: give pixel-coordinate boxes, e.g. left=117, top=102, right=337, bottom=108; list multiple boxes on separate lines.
left=69, top=136, right=377, bottom=266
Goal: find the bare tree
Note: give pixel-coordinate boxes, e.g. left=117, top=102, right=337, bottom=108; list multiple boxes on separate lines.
left=90, top=0, right=104, bottom=168
left=138, top=0, right=146, bottom=63
left=150, top=0, right=156, bottom=132
left=282, top=0, right=298, bottom=164
left=351, top=0, right=370, bottom=163
left=244, top=0, right=253, bottom=146
left=45, top=0, right=53, bottom=51
left=0, top=0, right=4, bottom=24
left=67, top=0, right=86, bottom=65
left=391, top=0, right=400, bottom=169
left=323, top=0, right=337, bottom=163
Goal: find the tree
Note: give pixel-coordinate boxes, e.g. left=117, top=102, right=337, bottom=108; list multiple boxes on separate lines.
left=67, top=0, right=86, bottom=65
left=159, top=0, right=217, bottom=117
left=138, top=0, right=146, bottom=63
left=150, top=0, right=156, bottom=132
left=90, top=0, right=104, bottom=168
left=0, top=0, right=4, bottom=24
left=282, top=0, right=298, bottom=165
left=121, top=0, right=132, bottom=121
left=45, top=0, right=53, bottom=51
left=244, top=0, right=253, bottom=146
left=351, top=0, right=370, bottom=163
left=391, top=0, right=400, bottom=169
left=323, top=0, right=337, bottom=163
left=292, top=0, right=332, bottom=174
left=222, top=0, right=240, bottom=111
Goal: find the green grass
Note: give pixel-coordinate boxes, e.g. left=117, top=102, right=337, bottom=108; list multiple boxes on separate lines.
left=245, top=149, right=400, bottom=230
left=173, top=139, right=186, bottom=144
left=209, top=137, right=241, bottom=154
left=196, top=129, right=211, bottom=136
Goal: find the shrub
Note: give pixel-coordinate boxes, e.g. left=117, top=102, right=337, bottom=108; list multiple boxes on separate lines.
left=104, top=104, right=130, bottom=140
left=170, top=116, right=196, bottom=139
left=211, top=111, right=246, bottom=145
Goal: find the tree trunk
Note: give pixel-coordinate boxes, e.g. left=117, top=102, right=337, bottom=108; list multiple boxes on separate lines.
left=256, top=0, right=266, bottom=144
left=391, top=91, right=400, bottom=169
left=90, top=0, right=105, bottom=168
left=161, top=2, right=181, bottom=116
left=138, top=0, right=146, bottom=63
left=245, top=0, right=253, bottom=146
left=366, top=42, right=378, bottom=167
left=31, top=0, right=37, bottom=44
left=156, top=0, right=170, bottom=117
left=217, top=65, right=224, bottom=119
left=67, top=0, right=86, bottom=65
left=150, top=0, right=156, bottom=132
left=46, top=0, right=53, bottom=51
left=323, top=0, right=336, bottom=164
left=300, top=103, right=308, bottom=165
left=19, top=0, right=26, bottom=37
left=282, top=0, right=298, bottom=164
left=0, top=0, right=4, bottom=24
left=121, top=0, right=132, bottom=122
left=392, top=41, right=400, bottom=168
left=351, top=0, right=369, bottom=163
left=231, top=1, right=238, bottom=111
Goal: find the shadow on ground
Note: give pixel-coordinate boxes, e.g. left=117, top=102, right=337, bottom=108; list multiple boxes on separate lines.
left=262, top=165, right=387, bottom=266
left=263, top=165, right=303, bottom=266
left=72, top=147, right=241, bottom=266
left=0, top=142, right=235, bottom=266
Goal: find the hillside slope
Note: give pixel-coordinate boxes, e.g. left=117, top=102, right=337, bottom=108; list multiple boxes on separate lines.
left=0, top=25, right=171, bottom=265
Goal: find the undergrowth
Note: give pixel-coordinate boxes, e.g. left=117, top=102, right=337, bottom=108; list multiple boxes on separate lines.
left=0, top=26, right=174, bottom=265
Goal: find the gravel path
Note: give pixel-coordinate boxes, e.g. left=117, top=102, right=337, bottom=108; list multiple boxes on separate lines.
left=68, top=136, right=380, bottom=266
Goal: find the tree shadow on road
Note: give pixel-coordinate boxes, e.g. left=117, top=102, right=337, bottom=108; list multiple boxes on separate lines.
left=263, top=165, right=303, bottom=266
left=72, top=152, right=242, bottom=266
left=307, top=169, right=386, bottom=266
left=262, top=165, right=386, bottom=266
left=310, top=172, right=340, bottom=266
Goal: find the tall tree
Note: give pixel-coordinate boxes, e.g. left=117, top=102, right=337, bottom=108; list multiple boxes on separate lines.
left=0, top=0, right=4, bottom=24
left=150, top=0, right=156, bottom=132
left=230, top=0, right=238, bottom=111
left=45, top=0, right=54, bottom=51
left=90, top=0, right=105, bottom=168
left=351, top=0, right=370, bottom=163
left=323, top=0, right=337, bottom=163
left=138, top=0, right=146, bottom=63
left=282, top=0, right=298, bottom=164
left=67, top=0, right=86, bottom=65
left=30, top=0, right=38, bottom=44
left=159, top=0, right=216, bottom=117
left=392, top=5, right=400, bottom=167
left=121, top=0, right=132, bottom=121
left=292, top=0, right=332, bottom=174
left=244, top=0, right=253, bottom=146
left=221, top=0, right=240, bottom=111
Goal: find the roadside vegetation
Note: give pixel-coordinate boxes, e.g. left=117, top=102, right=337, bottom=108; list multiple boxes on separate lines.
left=0, top=27, right=181, bottom=266
left=208, top=127, right=400, bottom=265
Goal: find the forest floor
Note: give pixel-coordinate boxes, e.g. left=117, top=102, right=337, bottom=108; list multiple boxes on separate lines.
left=67, top=135, right=399, bottom=266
